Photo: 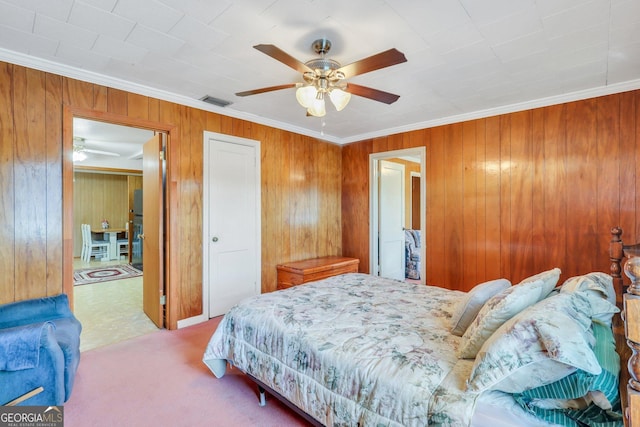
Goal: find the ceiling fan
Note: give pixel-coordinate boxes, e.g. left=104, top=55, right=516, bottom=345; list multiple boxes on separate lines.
left=72, top=137, right=120, bottom=162
left=235, top=39, right=407, bottom=117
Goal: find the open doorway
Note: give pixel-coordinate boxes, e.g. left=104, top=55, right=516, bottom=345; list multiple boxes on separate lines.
left=70, top=117, right=159, bottom=351
left=370, top=148, right=426, bottom=283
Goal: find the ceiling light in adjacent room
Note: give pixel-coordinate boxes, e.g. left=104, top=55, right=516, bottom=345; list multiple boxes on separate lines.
left=73, top=151, right=87, bottom=162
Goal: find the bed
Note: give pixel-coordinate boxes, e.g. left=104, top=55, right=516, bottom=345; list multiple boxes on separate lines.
left=203, top=227, right=638, bottom=426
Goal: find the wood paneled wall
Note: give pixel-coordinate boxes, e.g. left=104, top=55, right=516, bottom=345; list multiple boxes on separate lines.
left=387, top=157, right=420, bottom=229
left=0, top=61, right=342, bottom=328
left=72, top=172, right=129, bottom=257
left=343, top=91, right=640, bottom=292
left=4, top=57, right=639, bottom=322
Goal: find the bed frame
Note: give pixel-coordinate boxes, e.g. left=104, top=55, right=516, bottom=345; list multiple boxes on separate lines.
left=249, top=373, right=324, bottom=427
left=609, top=226, right=639, bottom=427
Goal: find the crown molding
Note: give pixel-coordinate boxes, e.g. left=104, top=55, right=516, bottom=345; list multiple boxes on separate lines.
left=339, top=78, right=640, bottom=144
left=0, top=48, right=341, bottom=144
left=2, top=48, right=640, bottom=146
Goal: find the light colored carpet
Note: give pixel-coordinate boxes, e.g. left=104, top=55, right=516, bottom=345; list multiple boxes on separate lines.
left=64, top=317, right=308, bottom=427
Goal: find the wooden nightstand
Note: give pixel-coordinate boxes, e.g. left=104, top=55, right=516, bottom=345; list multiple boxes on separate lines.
left=276, top=256, right=360, bottom=290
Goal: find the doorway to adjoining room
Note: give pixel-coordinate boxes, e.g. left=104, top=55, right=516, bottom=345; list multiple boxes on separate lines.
left=72, top=118, right=157, bottom=351
left=370, top=148, right=425, bottom=284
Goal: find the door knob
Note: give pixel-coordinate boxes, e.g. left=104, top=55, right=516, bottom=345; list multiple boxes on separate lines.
left=212, top=237, right=219, bottom=242
left=138, top=234, right=145, bottom=240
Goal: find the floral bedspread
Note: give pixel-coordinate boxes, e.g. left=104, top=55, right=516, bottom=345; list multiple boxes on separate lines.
left=203, top=273, right=480, bottom=426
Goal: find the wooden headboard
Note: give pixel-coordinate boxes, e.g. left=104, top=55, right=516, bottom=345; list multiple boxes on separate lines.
left=609, top=226, right=639, bottom=426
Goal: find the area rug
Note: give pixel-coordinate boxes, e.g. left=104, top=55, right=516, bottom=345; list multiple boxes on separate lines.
left=73, top=264, right=142, bottom=286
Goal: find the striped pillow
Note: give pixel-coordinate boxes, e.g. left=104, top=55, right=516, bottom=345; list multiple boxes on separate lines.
left=512, top=320, right=623, bottom=426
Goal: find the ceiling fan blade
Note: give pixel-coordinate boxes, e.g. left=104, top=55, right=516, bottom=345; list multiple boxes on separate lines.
left=253, top=44, right=313, bottom=74
left=337, top=48, right=407, bottom=79
left=236, top=83, right=297, bottom=97
left=344, top=83, right=401, bottom=105
left=82, top=148, right=120, bottom=157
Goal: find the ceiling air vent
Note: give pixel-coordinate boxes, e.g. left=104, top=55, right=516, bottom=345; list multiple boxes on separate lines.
left=200, top=95, right=232, bottom=107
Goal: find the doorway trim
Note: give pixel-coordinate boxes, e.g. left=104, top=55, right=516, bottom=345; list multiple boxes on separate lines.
left=369, top=147, right=426, bottom=281
left=62, top=106, right=179, bottom=328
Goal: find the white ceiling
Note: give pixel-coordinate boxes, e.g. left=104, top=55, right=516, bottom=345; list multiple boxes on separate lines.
left=1, top=0, right=640, bottom=145
left=73, top=117, right=153, bottom=169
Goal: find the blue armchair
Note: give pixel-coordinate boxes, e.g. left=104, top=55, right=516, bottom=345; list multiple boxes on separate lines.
left=0, top=294, right=81, bottom=406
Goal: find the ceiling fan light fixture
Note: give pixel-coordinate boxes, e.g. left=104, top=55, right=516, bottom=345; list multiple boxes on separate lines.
left=329, top=88, right=351, bottom=111
left=296, top=85, right=317, bottom=108
left=307, top=97, right=326, bottom=117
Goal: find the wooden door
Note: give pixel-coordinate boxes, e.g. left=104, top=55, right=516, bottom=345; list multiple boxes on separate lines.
left=205, top=135, right=260, bottom=318
left=379, top=160, right=406, bottom=280
left=142, top=134, right=164, bottom=327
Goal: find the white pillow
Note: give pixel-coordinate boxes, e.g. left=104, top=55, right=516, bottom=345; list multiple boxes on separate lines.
left=586, top=297, right=620, bottom=327
left=457, top=268, right=561, bottom=359
left=520, top=267, right=562, bottom=291
left=450, top=279, right=511, bottom=336
left=467, top=292, right=600, bottom=393
left=560, top=272, right=616, bottom=305
left=560, top=272, right=619, bottom=326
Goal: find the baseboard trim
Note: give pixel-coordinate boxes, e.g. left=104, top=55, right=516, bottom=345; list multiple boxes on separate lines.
left=176, top=313, right=208, bottom=329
